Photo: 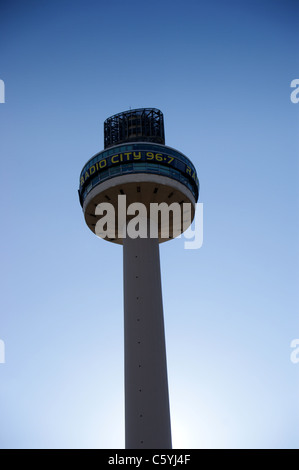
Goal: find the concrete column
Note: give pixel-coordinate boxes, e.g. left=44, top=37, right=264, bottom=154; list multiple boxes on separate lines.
left=123, top=228, right=172, bottom=449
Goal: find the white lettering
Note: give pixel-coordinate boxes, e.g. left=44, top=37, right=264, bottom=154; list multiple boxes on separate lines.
left=290, top=79, right=299, bottom=103
left=107, top=454, right=142, bottom=467
left=0, top=339, right=5, bottom=363
left=184, top=202, right=203, bottom=249
left=126, top=204, right=148, bottom=239
left=150, top=202, right=183, bottom=239
left=95, top=203, right=115, bottom=238
left=290, top=339, right=299, bottom=364
left=0, top=79, right=4, bottom=103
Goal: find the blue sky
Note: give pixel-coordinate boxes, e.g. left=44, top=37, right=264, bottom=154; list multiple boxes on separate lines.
left=0, top=0, right=298, bottom=448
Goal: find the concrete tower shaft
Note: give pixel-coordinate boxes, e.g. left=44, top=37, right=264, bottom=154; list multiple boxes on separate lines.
left=123, top=226, right=171, bottom=449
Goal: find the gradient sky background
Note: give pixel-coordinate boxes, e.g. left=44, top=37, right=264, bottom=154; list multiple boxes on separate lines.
left=0, top=0, right=298, bottom=449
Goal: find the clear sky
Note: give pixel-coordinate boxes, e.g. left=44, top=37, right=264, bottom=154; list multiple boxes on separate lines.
left=0, top=0, right=298, bottom=449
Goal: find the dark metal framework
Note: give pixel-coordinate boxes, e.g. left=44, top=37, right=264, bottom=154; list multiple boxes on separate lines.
left=104, top=108, right=165, bottom=149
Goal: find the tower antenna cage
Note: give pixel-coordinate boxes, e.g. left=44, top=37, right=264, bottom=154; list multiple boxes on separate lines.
left=104, top=108, right=165, bottom=149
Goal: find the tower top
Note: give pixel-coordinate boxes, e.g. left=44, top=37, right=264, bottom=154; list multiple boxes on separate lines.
left=104, top=108, right=165, bottom=149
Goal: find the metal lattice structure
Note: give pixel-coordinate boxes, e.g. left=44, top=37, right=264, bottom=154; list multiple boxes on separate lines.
left=104, top=108, right=165, bottom=149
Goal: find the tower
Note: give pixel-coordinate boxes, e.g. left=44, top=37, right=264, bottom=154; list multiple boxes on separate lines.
left=78, top=108, right=199, bottom=449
